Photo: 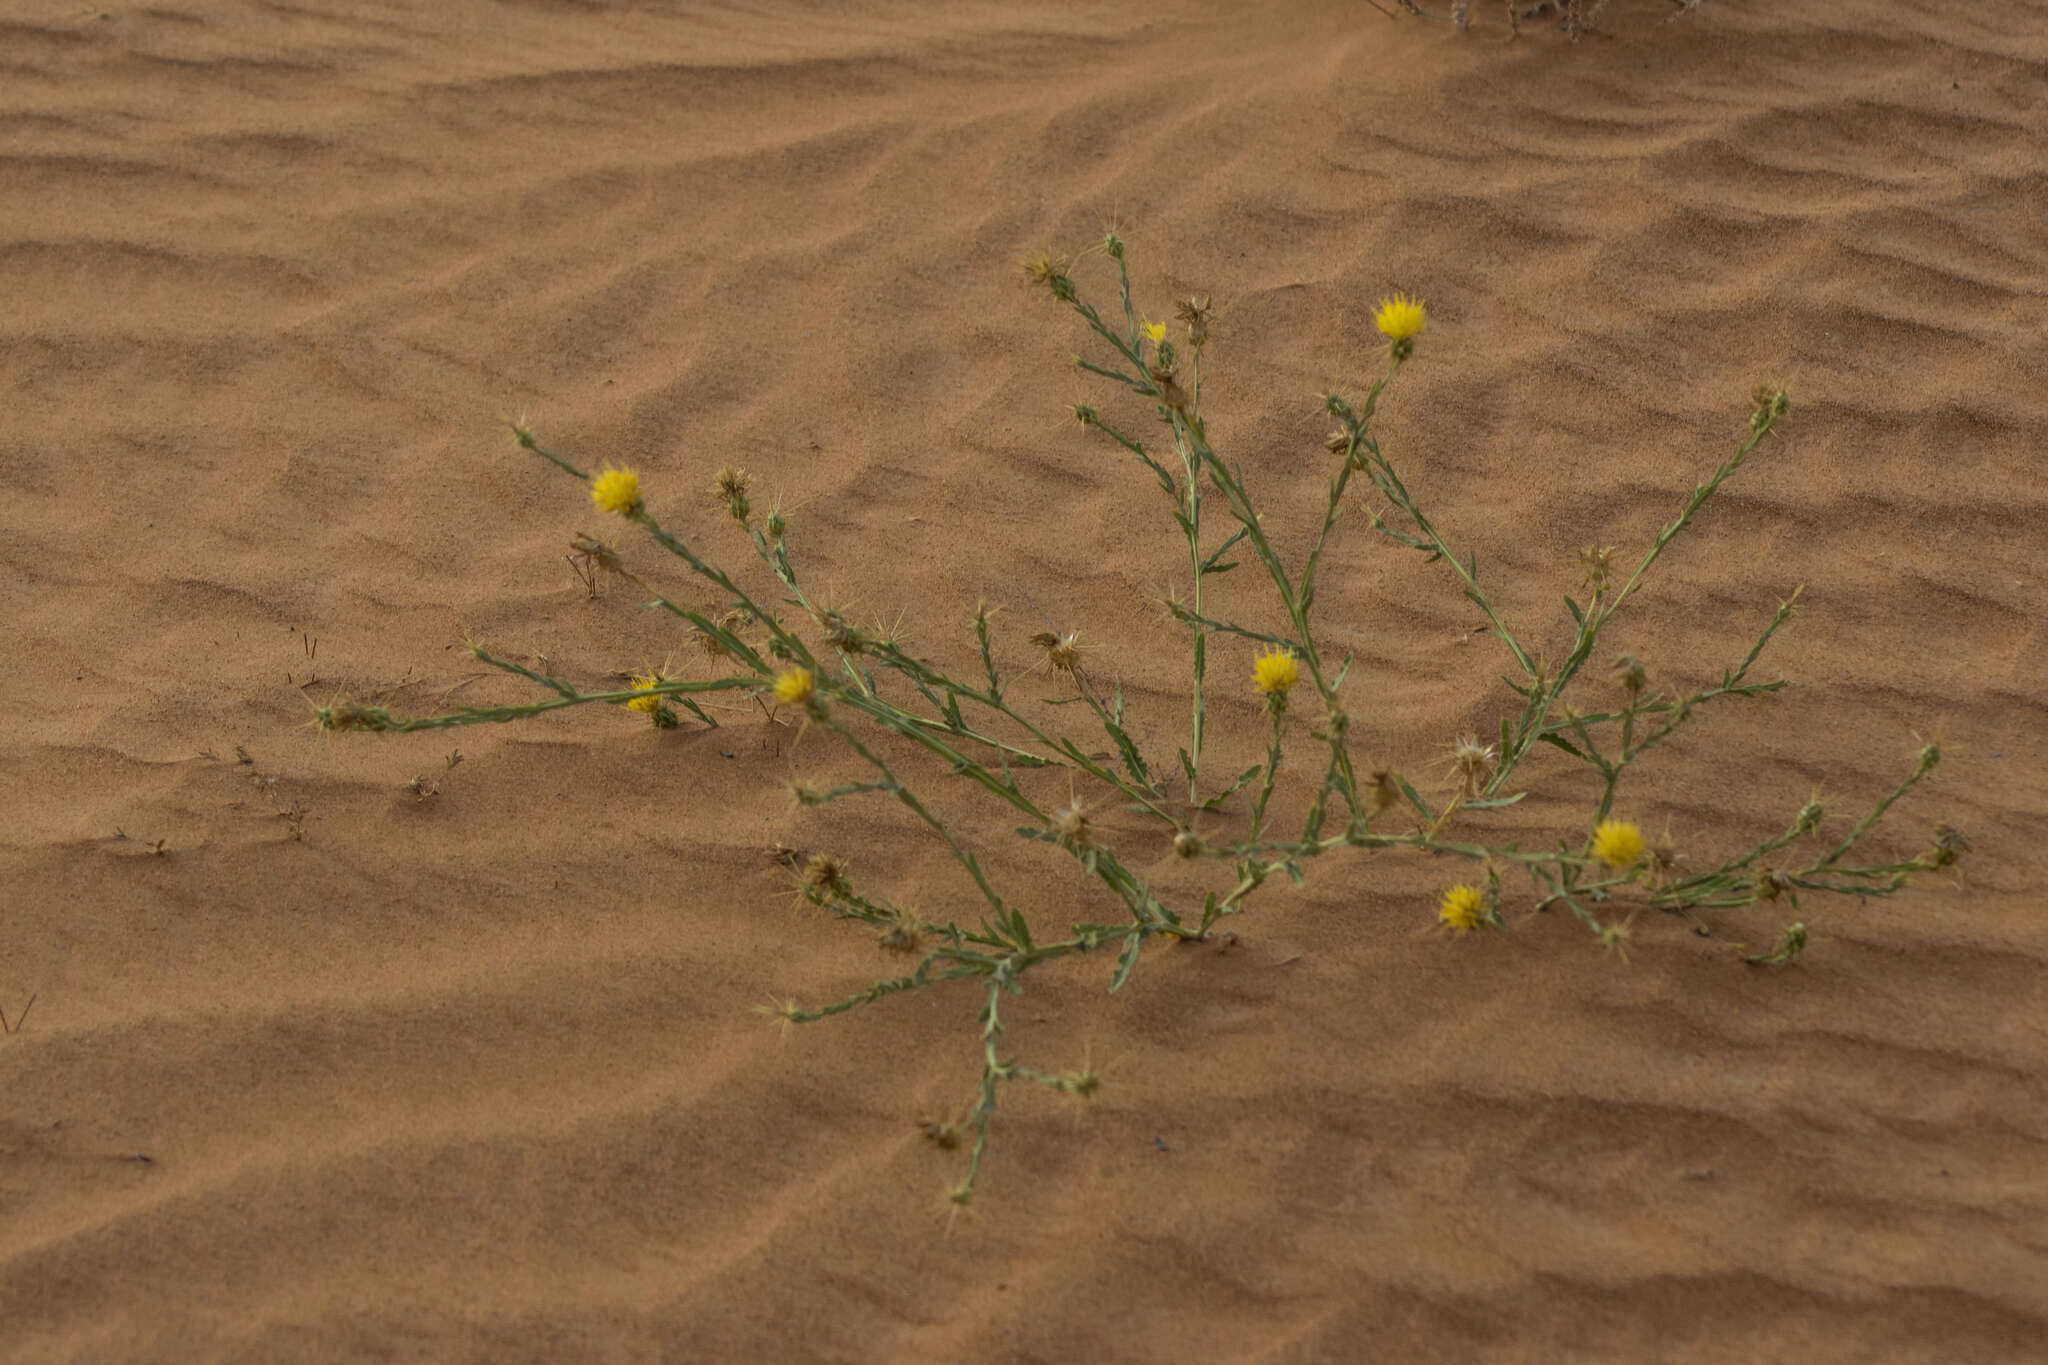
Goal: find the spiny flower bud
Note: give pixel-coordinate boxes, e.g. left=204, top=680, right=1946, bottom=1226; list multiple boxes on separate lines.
left=1579, top=544, right=1619, bottom=595
left=1750, top=383, right=1790, bottom=432
left=1052, top=796, right=1094, bottom=851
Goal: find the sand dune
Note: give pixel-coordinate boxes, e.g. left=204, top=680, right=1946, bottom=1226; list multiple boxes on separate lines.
left=4, top=1, right=2045, bottom=1359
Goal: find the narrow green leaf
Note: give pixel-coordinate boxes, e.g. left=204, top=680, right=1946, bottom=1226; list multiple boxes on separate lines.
left=1396, top=774, right=1432, bottom=820
left=1201, top=764, right=1264, bottom=811
left=1110, top=931, right=1146, bottom=992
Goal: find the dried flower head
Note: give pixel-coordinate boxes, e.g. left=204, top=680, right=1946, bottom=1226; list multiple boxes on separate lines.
left=1579, top=544, right=1619, bottom=594
left=1031, top=630, right=1084, bottom=675
left=1020, top=248, right=1074, bottom=300
left=1438, top=883, right=1486, bottom=936
left=1645, top=832, right=1683, bottom=888
left=819, top=608, right=870, bottom=655
left=800, top=853, right=852, bottom=899
left=710, top=465, right=751, bottom=524
left=1795, top=794, right=1826, bottom=834
left=591, top=467, right=642, bottom=516
left=1750, top=382, right=1790, bottom=432
left=1599, top=913, right=1637, bottom=964
left=1175, top=294, right=1211, bottom=350
left=1611, top=654, right=1647, bottom=696
left=1591, top=819, right=1647, bottom=871
left=1146, top=360, right=1188, bottom=412
left=692, top=608, right=748, bottom=660
left=1921, top=824, right=1971, bottom=869
left=1446, top=734, right=1496, bottom=797
left=875, top=905, right=927, bottom=955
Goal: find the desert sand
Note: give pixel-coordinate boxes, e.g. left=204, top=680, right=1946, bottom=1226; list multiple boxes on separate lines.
left=3, top=1, right=2045, bottom=1360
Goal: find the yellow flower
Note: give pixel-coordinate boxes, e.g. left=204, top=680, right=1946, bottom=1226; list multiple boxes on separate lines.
left=1438, top=884, right=1486, bottom=936
left=1373, top=293, right=1426, bottom=343
left=772, top=666, right=816, bottom=707
left=1141, top=319, right=1167, bottom=344
left=626, top=671, right=663, bottom=714
left=1591, top=819, right=1646, bottom=870
left=591, top=467, right=642, bottom=516
left=1252, top=645, right=1300, bottom=696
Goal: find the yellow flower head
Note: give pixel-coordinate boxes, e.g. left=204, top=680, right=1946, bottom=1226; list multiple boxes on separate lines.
left=1438, top=883, right=1486, bottom=936
left=772, top=666, right=816, bottom=707
left=591, top=467, right=642, bottom=516
left=626, top=671, right=663, bottom=714
left=1252, top=645, right=1301, bottom=696
left=1141, top=319, right=1167, bottom=344
left=1373, top=293, right=1426, bottom=343
left=1591, top=819, right=1647, bottom=870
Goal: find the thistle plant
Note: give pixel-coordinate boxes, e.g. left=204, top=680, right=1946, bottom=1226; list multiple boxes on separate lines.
left=322, top=234, right=1959, bottom=1205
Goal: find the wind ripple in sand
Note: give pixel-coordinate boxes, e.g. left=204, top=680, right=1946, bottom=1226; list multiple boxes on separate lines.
left=4, top=1, right=2047, bottom=1360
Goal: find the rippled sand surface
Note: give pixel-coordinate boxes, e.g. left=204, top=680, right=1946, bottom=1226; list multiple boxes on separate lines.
left=4, top=2, right=2045, bottom=1359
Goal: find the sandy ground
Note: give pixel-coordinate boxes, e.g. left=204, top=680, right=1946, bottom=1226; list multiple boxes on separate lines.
left=4, top=1, right=2046, bottom=1360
